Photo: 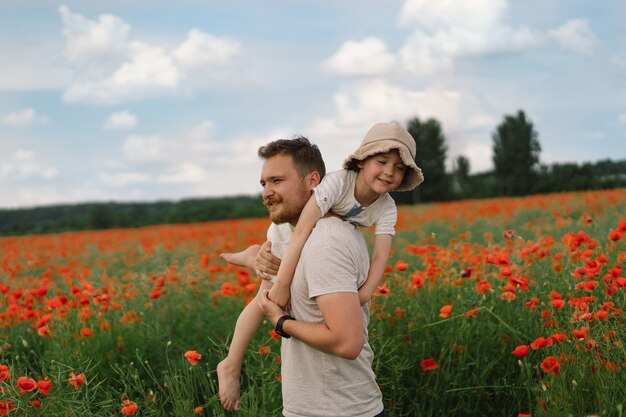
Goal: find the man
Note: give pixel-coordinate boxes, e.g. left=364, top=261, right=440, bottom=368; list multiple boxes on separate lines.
left=255, top=137, right=385, bottom=417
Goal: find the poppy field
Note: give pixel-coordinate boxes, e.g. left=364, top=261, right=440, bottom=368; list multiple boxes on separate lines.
left=0, top=188, right=625, bottom=416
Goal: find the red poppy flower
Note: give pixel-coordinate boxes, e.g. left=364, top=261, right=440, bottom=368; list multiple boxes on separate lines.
left=530, top=336, right=553, bottom=350
left=374, top=284, right=391, bottom=297
left=608, top=230, right=622, bottom=241
left=421, top=358, right=438, bottom=372
left=68, top=372, right=86, bottom=390
left=37, top=377, right=52, bottom=395
left=30, top=399, right=41, bottom=408
left=0, top=401, right=15, bottom=415
left=184, top=350, right=202, bottom=365
left=194, top=406, right=204, bottom=414
left=501, top=291, right=516, bottom=301
left=121, top=400, right=138, bottom=415
left=0, top=365, right=11, bottom=382
left=80, top=327, right=94, bottom=337
left=17, top=376, right=37, bottom=394
left=572, top=327, right=589, bottom=340
left=512, top=345, right=529, bottom=358
left=476, top=281, right=492, bottom=294
left=395, top=261, right=409, bottom=271
left=549, top=299, right=565, bottom=309
left=439, top=304, right=453, bottom=318
left=258, top=346, right=271, bottom=355
left=540, top=356, right=560, bottom=376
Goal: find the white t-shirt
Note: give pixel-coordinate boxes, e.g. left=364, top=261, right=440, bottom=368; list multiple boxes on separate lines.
left=266, top=222, right=294, bottom=282
left=314, top=169, right=397, bottom=235
left=281, top=217, right=384, bottom=417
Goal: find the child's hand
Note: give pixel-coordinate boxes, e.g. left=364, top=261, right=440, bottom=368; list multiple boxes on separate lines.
left=268, top=283, right=291, bottom=309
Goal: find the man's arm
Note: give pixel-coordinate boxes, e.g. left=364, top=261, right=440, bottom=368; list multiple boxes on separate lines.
left=259, top=290, right=364, bottom=360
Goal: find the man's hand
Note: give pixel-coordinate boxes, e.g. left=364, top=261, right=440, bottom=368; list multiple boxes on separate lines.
left=255, top=241, right=281, bottom=280
left=258, top=290, right=287, bottom=325
left=268, top=283, right=291, bottom=309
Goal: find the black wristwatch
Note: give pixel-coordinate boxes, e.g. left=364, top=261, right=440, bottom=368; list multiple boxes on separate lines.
left=275, top=315, right=295, bottom=338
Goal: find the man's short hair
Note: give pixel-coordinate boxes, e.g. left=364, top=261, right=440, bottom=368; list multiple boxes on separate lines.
left=258, top=136, right=326, bottom=180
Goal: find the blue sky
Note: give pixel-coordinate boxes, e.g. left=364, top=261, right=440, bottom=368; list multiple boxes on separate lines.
left=1, top=0, right=625, bottom=208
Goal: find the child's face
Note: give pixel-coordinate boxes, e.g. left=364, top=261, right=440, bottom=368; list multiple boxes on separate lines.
left=357, top=149, right=406, bottom=195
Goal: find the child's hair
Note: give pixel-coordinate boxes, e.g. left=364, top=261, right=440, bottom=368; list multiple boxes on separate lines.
left=258, top=136, right=326, bottom=180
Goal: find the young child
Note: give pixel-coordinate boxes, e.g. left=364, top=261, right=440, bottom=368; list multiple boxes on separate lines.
left=218, top=122, right=423, bottom=411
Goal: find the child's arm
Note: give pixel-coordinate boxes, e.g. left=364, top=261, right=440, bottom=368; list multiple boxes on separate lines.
left=268, top=194, right=322, bottom=307
left=358, top=234, right=392, bottom=305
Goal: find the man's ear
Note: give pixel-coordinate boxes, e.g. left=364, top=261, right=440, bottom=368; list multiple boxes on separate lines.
left=307, top=171, right=321, bottom=189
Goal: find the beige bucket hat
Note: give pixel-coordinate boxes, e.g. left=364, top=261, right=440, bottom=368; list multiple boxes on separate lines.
left=343, top=122, right=424, bottom=192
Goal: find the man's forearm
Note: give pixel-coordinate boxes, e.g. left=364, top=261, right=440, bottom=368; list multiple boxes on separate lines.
left=265, top=292, right=364, bottom=360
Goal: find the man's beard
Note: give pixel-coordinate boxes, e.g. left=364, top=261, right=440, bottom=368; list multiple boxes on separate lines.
left=264, top=192, right=309, bottom=225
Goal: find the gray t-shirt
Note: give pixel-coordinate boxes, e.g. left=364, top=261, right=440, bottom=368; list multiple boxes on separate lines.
left=281, top=217, right=384, bottom=417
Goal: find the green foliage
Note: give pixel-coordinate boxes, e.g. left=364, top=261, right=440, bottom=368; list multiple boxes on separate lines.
left=406, top=116, right=451, bottom=203
left=492, top=110, right=542, bottom=196
left=0, top=195, right=266, bottom=236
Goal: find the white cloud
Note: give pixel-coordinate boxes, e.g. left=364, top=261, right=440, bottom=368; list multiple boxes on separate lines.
left=59, top=5, right=241, bottom=104
left=331, top=79, right=461, bottom=129
left=321, top=37, right=396, bottom=76
left=460, top=138, right=493, bottom=173
left=1, top=108, right=49, bottom=126
left=96, top=120, right=271, bottom=198
left=298, top=79, right=464, bottom=172
left=548, top=19, right=595, bottom=55
left=59, top=5, right=131, bottom=63
left=399, top=0, right=507, bottom=31
left=15, top=149, right=35, bottom=161
left=98, top=171, right=149, bottom=186
left=1, top=149, right=58, bottom=180
left=103, top=110, right=138, bottom=130
left=397, top=0, right=543, bottom=74
left=158, top=162, right=209, bottom=184
left=122, top=134, right=171, bottom=162
left=173, top=29, right=241, bottom=69
left=619, top=113, right=626, bottom=124
left=0, top=42, right=70, bottom=91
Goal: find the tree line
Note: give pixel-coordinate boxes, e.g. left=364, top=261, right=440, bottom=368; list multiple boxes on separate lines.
left=391, top=110, right=626, bottom=204
left=0, top=196, right=267, bottom=236
left=1, top=109, right=625, bottom=236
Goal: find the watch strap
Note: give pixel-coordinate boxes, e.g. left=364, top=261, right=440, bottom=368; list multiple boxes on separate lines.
left=275, top=315, right=295, bottom=338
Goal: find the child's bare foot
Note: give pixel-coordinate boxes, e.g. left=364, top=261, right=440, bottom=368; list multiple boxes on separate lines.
left=217, top=359, right=241, bottom=411
left=220, top=245, right=260, bottom=268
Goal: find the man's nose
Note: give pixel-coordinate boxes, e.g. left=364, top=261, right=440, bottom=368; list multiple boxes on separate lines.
left=262, top=185, right=273, bottom=199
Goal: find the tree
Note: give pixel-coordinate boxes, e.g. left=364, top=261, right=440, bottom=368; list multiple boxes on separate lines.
left=492, top=110, right=541, bottom=196
left=406, top=117, right=451, bottom=202
left=452, top=155, right=471, bottom=199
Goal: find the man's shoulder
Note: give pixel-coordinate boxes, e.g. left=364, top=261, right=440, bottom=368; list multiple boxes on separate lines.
left=267, top=222, right=293, bottom=241
left=307, top=218, right=363, bottom=250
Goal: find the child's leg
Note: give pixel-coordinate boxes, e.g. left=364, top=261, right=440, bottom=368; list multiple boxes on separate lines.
left=217, top=279, right=272, bottom=411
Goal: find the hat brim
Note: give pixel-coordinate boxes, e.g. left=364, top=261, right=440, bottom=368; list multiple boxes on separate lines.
left=343, top=140, right=424, bottom=192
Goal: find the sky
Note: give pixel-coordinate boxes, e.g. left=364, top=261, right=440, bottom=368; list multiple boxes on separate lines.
left=1, top=0, right=625, bottom=209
